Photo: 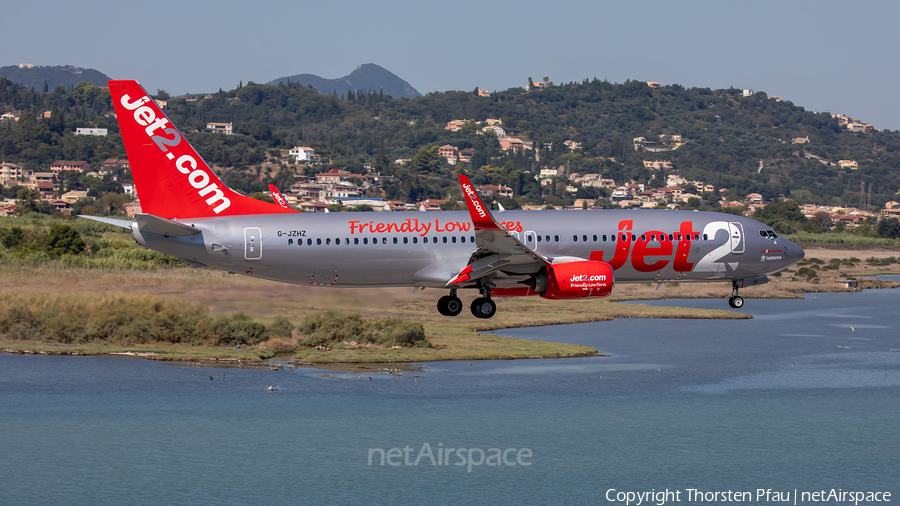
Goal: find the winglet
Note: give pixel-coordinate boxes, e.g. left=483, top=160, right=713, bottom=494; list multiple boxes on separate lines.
left=268, top=184, right=296, bottom=211
left=459, top=175, right=502, bottom=231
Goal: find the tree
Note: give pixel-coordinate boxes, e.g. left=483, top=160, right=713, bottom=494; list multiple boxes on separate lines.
left=45, top=224, right=85, bottom=256
left=0, top=226, right=24, bottom=248
left=877, top=217, right=900, bottom=239
left=15, top=188, right=42, bottom=214
left=155, top=89, right=170, bottom=100
left=411, top=144, right=442, bottom=173
left=249, top=192, right=275, bottom=204
left=99, top=193, right=130, bottom=215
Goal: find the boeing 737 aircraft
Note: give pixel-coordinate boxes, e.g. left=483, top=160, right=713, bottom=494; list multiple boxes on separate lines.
left=84, top=80, right=805, bottom=319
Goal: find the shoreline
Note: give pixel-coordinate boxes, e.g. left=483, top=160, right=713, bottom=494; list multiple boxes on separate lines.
left=0, top=300, right=750, bottom=367
left=1, top=247, right=898, bottom=368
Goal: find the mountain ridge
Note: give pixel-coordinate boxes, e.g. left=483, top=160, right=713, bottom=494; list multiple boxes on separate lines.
left=266, top=63, right=421, bottom=99
left=0, top=65, right=111, bottom=91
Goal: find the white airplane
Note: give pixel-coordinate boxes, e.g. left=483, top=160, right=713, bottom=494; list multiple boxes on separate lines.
left=83, top=80, right=805, bottom=319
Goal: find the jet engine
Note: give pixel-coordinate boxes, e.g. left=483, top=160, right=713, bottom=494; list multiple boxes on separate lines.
left=525, top=260, right=615, bottom=300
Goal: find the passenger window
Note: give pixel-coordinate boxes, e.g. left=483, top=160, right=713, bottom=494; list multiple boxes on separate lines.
left=363, top=237, right=368, bottom=245
left=288, top=239, right=293, bottom=245
left=694, top=234, right=700, bottom=240
left=537, top=236, right=542, bottom=243
left=686, top=234, right=691, bottom=242
left=546, top=235, right=551, bottom=242
left=442, top=237, right=448, bottom=244
left=393, top=237, right=398, bottom=244
left=307, top=238, right=312, bottom=245
left=460, top=236, right=466, bottom=243
left=403, top=237, right=408, bottom=244
left=413, top=237, right=418, bottom=244
left=650, top=234, right=655, bottom=241
left=703, top=234, right=708, bottom=241
left=452, top=236, right=457, bottom=243
left=470, top=236, right=475, bottom=242
left=382, top=237, right=387, bottom=244
left=345, top=238, right=349, bottom=245
left=433, top=237, right=438, bottom=244
left=583, top=235, right=588, bottom=242
left=593, top=235, right=597, bottom=241
left=631, top=234, right=636, bottom=241
left=317, top=238, right=322, bottom=245
left=354, top=238, right=359, bottom=245
left=641, top=235, right=646, bottom=242
left=335, top=238, right=340, bottom=244
left=573, top=235, right=578, bottom=242
left=527, top=236, right=533, bottom=242
left=668, top=234, right=673, bottom=241
left=325, top=238, right=331, bottom=245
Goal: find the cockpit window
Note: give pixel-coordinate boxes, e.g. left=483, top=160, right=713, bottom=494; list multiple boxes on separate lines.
left=760, top=230, right=778, bottom=239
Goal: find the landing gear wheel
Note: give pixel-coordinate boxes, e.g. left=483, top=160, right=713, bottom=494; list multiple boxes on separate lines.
left=470, top=297, right=497, bottom=319
left=437, top=295, right=463, bottom=317
left=728, top=296, right=744, bottom=309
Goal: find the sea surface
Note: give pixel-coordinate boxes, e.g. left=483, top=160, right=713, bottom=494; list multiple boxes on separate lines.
left=2, top=281, right=900, bottom=505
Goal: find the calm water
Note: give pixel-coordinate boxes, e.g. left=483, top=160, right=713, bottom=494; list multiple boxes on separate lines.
left=2, top=283, right=900, bottom=506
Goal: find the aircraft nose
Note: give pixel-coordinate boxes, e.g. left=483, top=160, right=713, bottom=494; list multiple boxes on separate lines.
left=783, top=239, right=805, bottom=266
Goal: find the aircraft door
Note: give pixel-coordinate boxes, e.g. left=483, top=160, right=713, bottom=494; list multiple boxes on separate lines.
left=729, top=222, right=745, bottom=254
left=244, top=227, right=262, bottom=261
left=524, top=231, right=537, bottom=251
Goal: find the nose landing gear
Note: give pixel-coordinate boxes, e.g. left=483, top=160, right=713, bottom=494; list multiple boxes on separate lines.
left=728, top=281, right=744, bottom=309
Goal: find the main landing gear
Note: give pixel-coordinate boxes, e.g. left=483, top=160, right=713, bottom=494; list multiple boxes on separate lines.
left=437, top=290, right=463, bottom=317
left=436, top=289, right=496, bottom=319
left=728, top=281, right=744, bottom=309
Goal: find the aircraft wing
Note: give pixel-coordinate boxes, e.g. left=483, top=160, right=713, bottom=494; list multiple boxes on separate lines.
left=80, top=213, right=200, bottom=237
left=447, top=175, right=548, bottom=285
left=78, top=215, right=134, bottom=229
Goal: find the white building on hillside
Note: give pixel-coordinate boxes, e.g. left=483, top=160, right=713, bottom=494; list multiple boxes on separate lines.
left=289, top=146, right=316, bottom=162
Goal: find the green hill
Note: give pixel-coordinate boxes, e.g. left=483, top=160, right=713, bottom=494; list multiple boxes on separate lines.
left=1, top=75, right=898, bottom=210
left=0, top=65, right=111, bottom=92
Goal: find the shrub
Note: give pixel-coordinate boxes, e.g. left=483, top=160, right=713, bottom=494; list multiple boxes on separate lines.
left=268, top=316, right=294, bottom=339
left=0, top=293, right=271, bottom=347
left=45, top=224, right=86, bottom=256
left=297, top=311, right=430, bottom=348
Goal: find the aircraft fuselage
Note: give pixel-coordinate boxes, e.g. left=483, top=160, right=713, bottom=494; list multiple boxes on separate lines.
left=134, top=209, right=803, bottom=290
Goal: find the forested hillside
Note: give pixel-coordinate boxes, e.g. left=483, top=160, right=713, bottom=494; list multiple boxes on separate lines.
left=2, top=75, right=899, bottom=208
left=0, top=65, right=111, bottom=92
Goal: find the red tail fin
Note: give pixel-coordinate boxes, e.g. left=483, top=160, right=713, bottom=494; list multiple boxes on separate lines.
left=108, top=80, right=297, bottom=218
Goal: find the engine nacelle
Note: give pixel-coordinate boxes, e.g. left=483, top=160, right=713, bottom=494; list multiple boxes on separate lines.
left=528, top=260, right=615, bottom=300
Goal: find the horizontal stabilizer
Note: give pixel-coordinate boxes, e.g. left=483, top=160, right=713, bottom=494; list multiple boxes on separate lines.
left=78, top=215, right=134, bottom=229
left=135, top=214, right=201, bottom=237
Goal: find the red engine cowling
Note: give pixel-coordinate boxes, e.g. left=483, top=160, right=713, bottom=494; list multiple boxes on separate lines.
left=533, top=260, right=615, bottom=300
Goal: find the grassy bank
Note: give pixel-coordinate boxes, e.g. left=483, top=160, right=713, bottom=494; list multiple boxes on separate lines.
left=1, top=242, right=897, bottom=366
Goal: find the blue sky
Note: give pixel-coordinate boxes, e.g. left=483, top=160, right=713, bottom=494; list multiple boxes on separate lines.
left=5, top=0, right=899, bottom=129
